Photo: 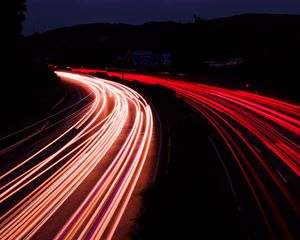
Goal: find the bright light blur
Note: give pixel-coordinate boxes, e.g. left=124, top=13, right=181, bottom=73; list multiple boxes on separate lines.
left=0, top=72, right=154, bottom=239
left=72, top=68, right=300, bottom=239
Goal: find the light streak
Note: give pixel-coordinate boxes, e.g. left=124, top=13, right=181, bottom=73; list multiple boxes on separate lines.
left=72, top=68, right=300, bottom=239
left=0, top=72, right=154, bottom=240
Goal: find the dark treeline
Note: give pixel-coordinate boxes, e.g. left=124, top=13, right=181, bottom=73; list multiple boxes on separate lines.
left=6, top=1, right=26, bottom=48
left=27, top=13, right=300, bottom=101
left=2, top=1, right=63, bottom=133
left=5, top=1, right=26, bottom=68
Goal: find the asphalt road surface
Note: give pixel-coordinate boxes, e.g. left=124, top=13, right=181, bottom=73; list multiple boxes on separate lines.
left=72, top=68, right=300, bottom=239
left=0, top=72, right=155, bottom=240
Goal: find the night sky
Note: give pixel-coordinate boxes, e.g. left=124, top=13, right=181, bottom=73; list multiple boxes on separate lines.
left=24, top=0, right=300, bottom=35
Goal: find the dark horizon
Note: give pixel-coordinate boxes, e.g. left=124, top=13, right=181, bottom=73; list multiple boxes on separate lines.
left=24, top=0, right=300, bottom=35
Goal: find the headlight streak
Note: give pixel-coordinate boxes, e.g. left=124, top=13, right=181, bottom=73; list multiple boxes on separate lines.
left=72, top=68, right=299, bottom=239
left=0, top=72, right=154, bottom=240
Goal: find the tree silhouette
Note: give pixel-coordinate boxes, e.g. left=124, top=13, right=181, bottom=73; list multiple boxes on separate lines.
left=194, top=15, right=206, bottom=24
left=4, top=0, right=27, bottom=66
left=1, top=0, right=62, bottom=123
left=8, top=0, right=26, bottom=43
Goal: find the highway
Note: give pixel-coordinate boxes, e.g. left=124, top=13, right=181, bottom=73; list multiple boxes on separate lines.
left=72, top=68, right=300, bottom=239
left=0, top=72, right=154, bottom=239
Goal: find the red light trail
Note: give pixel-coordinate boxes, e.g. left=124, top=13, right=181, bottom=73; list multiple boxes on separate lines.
left=0, top=72, right=154, bottom=239
left=72, top=68, right=300, bottom=239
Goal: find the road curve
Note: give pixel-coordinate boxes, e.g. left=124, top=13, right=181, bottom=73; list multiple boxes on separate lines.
left=73, top=68, right=300, bottom=239
left=0, top=72, right=154, bottom=239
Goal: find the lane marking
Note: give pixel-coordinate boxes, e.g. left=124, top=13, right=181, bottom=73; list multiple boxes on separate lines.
left=276, top=170, right=288, bottom=184
left=51, top=98, right=65, bottom=110
left=0, top=121, right=49, bottom=156
left=253, top=145, right=262, bottom=154
left=150, top=103, right=163, bottom=183
left=209, top=136, right=242, bottom=213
